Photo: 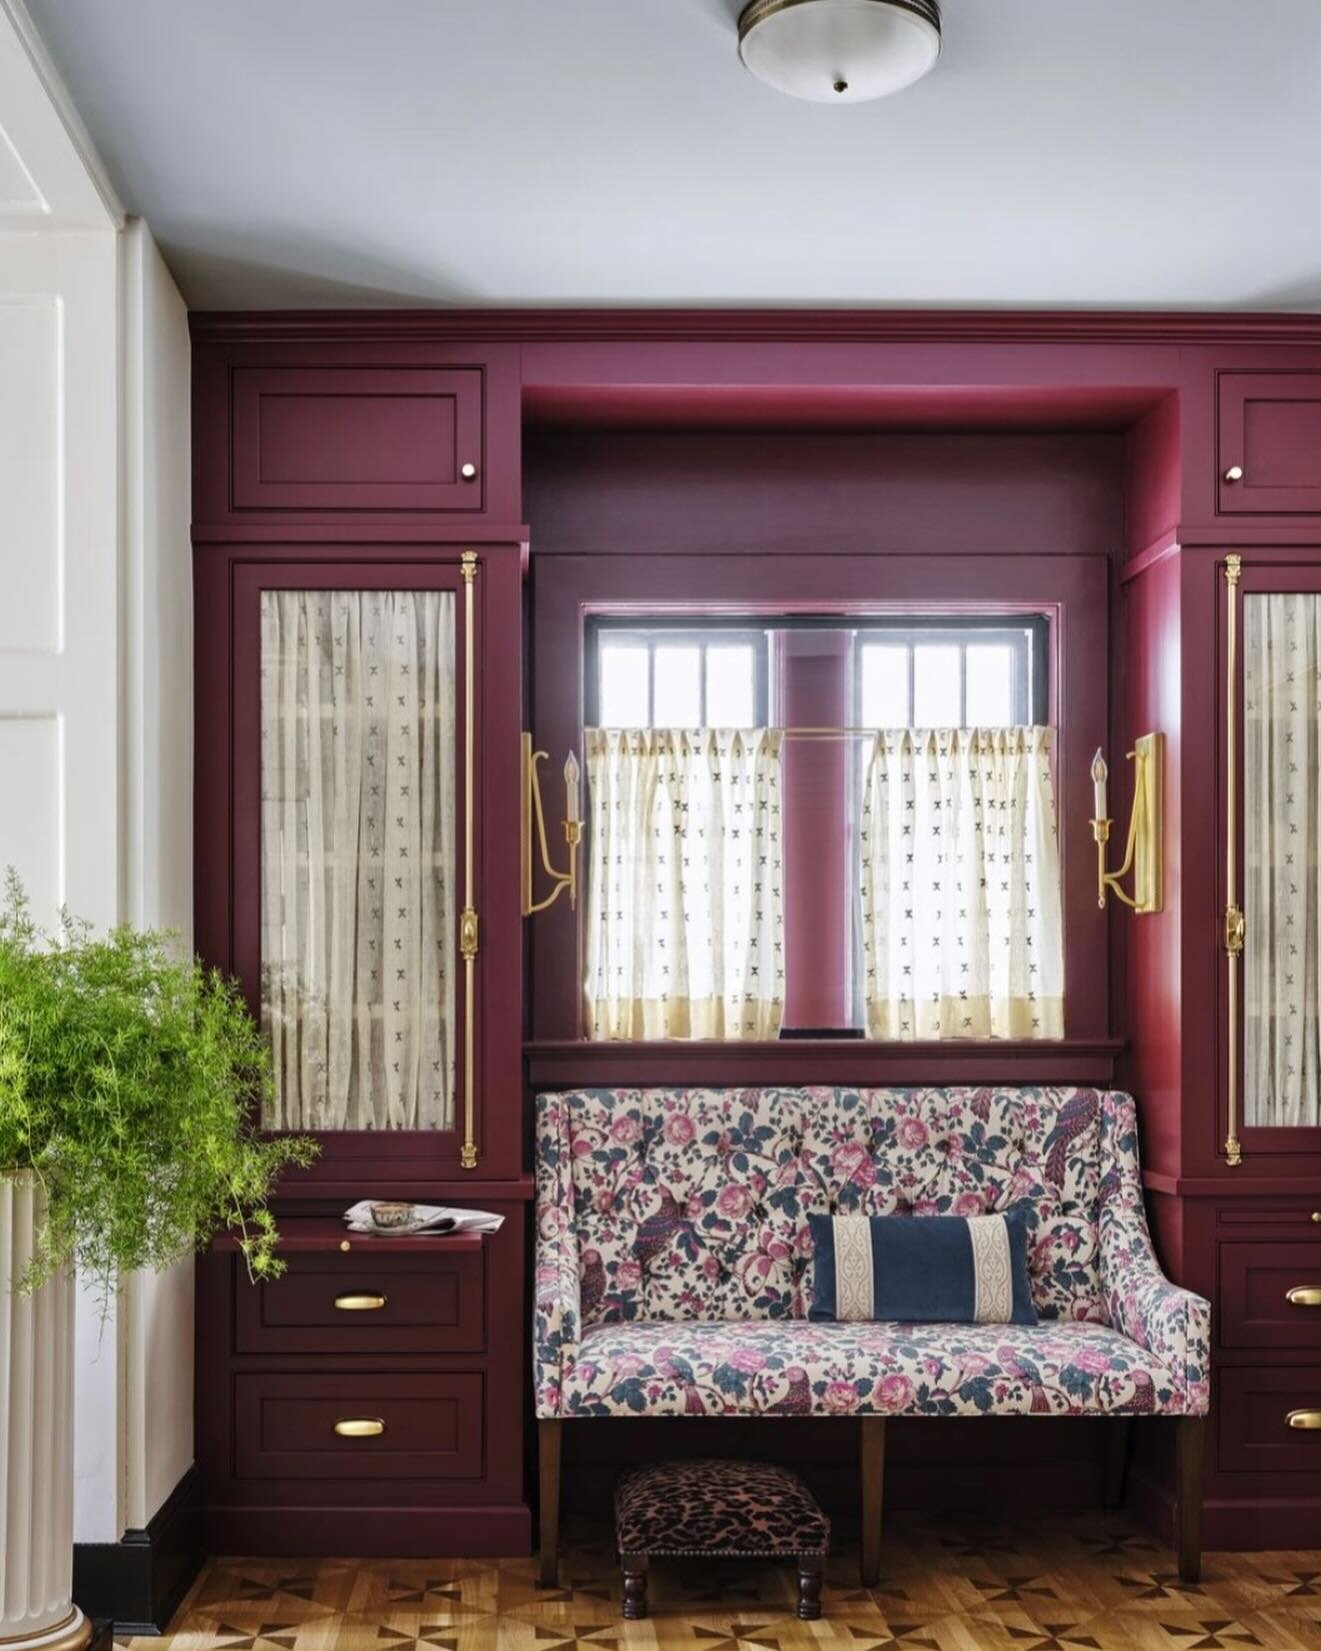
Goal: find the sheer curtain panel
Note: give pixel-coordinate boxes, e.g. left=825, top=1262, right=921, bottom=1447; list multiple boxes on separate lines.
left=584, top=728, right=785, bottom=1040
left=859, top=727, right=1064, bottom=1040
left=260, top=589, right=456, bottom=1130
left=1244, top=593, right=1321, bottom=1127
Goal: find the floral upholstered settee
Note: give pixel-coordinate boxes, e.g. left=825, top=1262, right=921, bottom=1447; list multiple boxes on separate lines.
left=533, top=1085, right=1210, bottom=1586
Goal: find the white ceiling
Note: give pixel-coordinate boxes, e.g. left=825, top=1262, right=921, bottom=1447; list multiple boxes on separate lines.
left=21, top=0, right=1321, bottom=311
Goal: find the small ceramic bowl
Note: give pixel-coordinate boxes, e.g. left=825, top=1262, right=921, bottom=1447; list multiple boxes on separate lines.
left=368, top=1200, right=414, bottom=1230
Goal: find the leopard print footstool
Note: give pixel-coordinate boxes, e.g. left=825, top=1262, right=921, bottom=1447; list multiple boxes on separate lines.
left=614, top=1459, right=830, bottom=1621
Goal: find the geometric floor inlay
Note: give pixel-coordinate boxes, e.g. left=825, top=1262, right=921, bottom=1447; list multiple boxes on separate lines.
left=117, top=1514, right=1321, bottom=1651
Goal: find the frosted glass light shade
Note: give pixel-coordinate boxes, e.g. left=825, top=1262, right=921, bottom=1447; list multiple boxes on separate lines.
left=738, top=0, right=941, bottom=104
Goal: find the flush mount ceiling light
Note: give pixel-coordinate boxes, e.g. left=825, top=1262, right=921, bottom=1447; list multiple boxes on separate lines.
left=738, top=0, right=941, bottom=103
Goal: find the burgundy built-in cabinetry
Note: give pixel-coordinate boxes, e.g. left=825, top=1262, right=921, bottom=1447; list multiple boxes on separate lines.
left=193, top=310, right=1321, bottom=1555
left=192, top=330, right=531, bottom=1555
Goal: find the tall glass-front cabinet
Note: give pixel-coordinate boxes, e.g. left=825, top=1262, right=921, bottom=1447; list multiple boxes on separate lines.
left=191, top=333, right=530, bottom=1556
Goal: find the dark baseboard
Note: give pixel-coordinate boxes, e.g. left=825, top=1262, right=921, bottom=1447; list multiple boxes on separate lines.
left=73, top=1464, right=203, bottom=1636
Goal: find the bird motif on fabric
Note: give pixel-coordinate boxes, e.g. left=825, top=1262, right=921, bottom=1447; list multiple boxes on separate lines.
left=635, top=1190, right=687, bottom=1273
left=579, top=1248, right=606, bottom=1322
left=1128, top=1368, right=1156, bottom=1415
left=770, top=1365, right=813, bottom=1415
left=1043, top=1091, right=1098, bottom=1188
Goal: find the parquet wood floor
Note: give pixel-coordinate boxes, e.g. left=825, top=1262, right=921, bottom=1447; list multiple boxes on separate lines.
left=120, top=1516, right=1321, bottom=1651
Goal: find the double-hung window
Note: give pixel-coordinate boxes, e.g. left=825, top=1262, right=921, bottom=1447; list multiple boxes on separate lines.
left=583, top=615, right=1060, bottom=1042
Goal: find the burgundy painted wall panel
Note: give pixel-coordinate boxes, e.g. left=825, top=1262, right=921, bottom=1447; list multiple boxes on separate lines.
left=525, top=428, right=1128, bottom=561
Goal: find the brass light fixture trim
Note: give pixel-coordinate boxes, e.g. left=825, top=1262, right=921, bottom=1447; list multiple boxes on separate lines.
left=521, top=734, right=581, bottom=916
left=1089, top=734, right=1164, bottom=914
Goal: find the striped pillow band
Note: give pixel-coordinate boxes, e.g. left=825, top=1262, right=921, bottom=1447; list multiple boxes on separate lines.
left=808, top=1205, right=1038, bottom=1326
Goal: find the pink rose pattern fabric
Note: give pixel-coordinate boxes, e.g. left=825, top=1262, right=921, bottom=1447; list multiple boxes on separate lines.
left=532, top=1086, right=1209, bottom=1420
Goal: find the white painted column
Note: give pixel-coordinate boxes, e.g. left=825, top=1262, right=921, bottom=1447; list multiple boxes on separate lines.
left=0, top=1179, right=89, bottom=1651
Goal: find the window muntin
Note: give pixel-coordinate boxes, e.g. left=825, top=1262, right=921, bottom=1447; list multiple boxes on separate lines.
left=856, top=619, right=1043, bottom=729
left=590, top=623, right=770, bottom=728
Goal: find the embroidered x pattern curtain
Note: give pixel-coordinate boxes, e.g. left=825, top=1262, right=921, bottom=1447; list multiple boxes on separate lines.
left=1244, top=593, right=1321, bottom=1127
left=858, top=727, right=1064, bottom=1040
left=260, top=589, right=457, bottom=1130
left=583, top=728, right=785, bottom=1040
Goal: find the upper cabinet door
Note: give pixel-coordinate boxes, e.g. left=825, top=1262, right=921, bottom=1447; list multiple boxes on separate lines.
left=233, top=366, right=485, bottom=514
left=1219, top=372, right=1321, bottom=514
left=191, top=342, right=522, bottom=527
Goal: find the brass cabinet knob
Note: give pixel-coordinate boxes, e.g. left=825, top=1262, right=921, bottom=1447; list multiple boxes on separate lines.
left=1224, top=465, right=1244, bottom=483
left=1287, top=1286, right=1321, bottom=1307
left=1312, top=1212, right=1321, bottom=1223
left=333, top=1417, right=385, bottom=1438
left=334, top=1293, right=386, bottom=1311
left=1288, top=1409, right=1321, bottom=1430
left=460, top=462, right=478, bottom=481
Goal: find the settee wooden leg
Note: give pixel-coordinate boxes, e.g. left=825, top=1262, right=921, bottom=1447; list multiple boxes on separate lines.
left=1104, top=1417, right=1133, bottom=1510
left=798, top=1558, right=824, bottom=1620
left=860, top=1416, right=886, bottom=1587
left=621, top=1554, right=648, bottom=1619
left=538, top=1419, right=563, bottom=1588
left=1176, top=1416, right=1205, bottom=1585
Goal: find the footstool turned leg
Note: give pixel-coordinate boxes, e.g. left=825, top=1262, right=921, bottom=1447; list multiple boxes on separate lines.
left=621, top=1554, right=649, bottom=1620
left=798, top=1559, right=824, bottom=1621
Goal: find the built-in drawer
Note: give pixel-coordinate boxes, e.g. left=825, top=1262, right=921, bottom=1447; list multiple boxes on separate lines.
left=1221, top=1242, right=1321, bottom=1350
left=231, top=365, right=486, bottom=514
left=1218, top=371, right=1321, bottom=514
left=235, top=1372, right=484, bottom=1481
left=1217, top=1366, right=1321, bottom=1474
left=235, top=1250, right=484, bottom=1355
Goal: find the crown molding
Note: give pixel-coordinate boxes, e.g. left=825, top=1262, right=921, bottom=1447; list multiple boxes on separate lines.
left=190, top=307, right=1321, bottom=349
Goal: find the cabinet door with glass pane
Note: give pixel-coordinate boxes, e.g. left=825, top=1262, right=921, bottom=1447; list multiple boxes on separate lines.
left=229, top=560, right=479, bottom=1181
left=1226, top=556, right=1321, bottom=1166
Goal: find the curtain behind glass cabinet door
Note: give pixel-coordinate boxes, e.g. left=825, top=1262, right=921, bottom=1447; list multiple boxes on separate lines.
left=1243, top=592, right=1321, bottom=1129
left=259, top=589, right=457, bottom=1131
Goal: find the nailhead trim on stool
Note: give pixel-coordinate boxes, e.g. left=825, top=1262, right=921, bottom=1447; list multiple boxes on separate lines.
left=615, top=1460, right=830, bottom=1622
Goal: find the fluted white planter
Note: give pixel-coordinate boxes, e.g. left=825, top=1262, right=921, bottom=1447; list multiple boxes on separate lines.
left=0, top=1177, right=89, bottom=1651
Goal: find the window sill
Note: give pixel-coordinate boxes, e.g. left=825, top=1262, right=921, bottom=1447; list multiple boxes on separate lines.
left=524, top=1037, right=1126, bottom=1089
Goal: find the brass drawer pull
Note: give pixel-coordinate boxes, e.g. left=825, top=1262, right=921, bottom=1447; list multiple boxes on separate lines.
left=1288, top=1287, right=1321, bottom=1307
left=1287, top=1410, right=1321, bottom=1430
left=334, top=1293, right=387, bottom=1312
left=333, top=1417, right=385, bottom=1438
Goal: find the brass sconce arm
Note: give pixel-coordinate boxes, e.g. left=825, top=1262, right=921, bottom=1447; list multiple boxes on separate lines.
left=521, top=733, right=581, bottom=916
left=1090, top=734, right=1164, bottom=915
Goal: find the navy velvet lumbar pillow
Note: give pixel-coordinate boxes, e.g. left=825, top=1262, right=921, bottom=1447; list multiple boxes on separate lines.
left=808, top=1206, right=1038, bottom=1326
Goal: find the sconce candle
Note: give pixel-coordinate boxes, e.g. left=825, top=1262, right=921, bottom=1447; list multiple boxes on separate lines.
left=565, top=750, right=581, bottom=826
left=1091, top=748, right=1108, bottom=824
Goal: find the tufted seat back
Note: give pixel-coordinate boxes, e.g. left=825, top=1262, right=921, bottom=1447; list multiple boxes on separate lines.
left=544, top=1086, right=1121, bottom=1328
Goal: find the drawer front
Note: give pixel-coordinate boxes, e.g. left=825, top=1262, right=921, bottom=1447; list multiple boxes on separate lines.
left=235, top=1372, right=483, bottom=1481
left=235, top=1251, right=484, bottom=1355
left=1218, top=1366, right=1321, bottom=1473
left=232, top=366, right=485, bottom=513
left=1221, top=1242, right=1321, bottom=1350
left=1218, top=371, right=1321, bottom=514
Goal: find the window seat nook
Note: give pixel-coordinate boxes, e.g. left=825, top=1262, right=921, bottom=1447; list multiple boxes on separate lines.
left=533, top=1085, right=1209, bottom=1587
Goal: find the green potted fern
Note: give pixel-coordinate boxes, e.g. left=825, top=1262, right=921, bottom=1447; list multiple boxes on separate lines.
left=0, top=874, right=315, bottom=1651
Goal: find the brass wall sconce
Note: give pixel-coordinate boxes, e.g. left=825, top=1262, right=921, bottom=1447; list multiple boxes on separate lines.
left=521, top=733, right=581, bottom=916
left=1090, top=733, right=1164, bottom=914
